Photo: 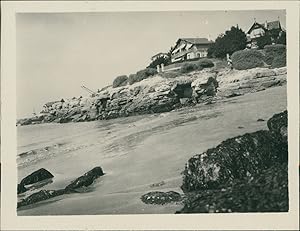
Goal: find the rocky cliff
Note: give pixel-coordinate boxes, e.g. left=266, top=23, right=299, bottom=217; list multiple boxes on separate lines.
left=17, top=67, right=286, bottom=126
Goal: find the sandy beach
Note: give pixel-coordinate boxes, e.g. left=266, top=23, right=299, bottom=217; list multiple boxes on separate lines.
left=17, top=85, right=286, bottom=215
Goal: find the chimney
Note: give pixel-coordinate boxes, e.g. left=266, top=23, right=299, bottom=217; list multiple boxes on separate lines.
left=207, top=34, right=211, bottom=41
left=265, top=20, right=268, bottom=29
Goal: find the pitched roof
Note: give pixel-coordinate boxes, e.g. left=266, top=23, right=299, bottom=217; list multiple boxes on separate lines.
left=151, top=52, right=168, bottom=59
left=247, top=20, right=282, bottom=34
left=180, top=38, right=212, bottom=44
left=247, top=22, right=266, bottom=34
left=266, top=20, right=281, bottom=30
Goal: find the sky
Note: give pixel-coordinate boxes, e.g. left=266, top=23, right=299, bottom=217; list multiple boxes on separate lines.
left=16, top=10, right=286, bottom=118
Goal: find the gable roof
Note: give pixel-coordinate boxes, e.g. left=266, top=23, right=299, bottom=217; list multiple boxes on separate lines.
left=247, top=20, right=282, bottom=34
left=266, top=20, right=281, bottom=30
left=151, top=52, right=168, bottom=59
left=179, top=38, right=212, bottom=45
left=247, top=22, right=266, bottom=34
left=171, top=38, right=213, bottom=53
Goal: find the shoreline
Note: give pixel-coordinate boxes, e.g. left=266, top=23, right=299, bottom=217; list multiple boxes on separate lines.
left=17, top=85, right=287, bottom=215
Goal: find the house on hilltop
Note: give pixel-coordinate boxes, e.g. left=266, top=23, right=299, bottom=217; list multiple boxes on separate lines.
left=171, top=38, right=213, bottom=63
left=151, top=52, right=169, bottom=62
left=246, top=19, right=284, bottom=48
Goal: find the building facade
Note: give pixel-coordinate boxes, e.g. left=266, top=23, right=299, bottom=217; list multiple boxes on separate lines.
left=246, top=20, right=283, bottom=48
left=171, top=38, right=213, bottom=63
left=151, top=52, right=169, bottom=62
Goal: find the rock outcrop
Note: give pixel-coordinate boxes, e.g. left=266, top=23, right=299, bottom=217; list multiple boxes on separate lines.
left=65, top=167, right=104, bottom=192
left=20, top=168, right=54, bottom=186
left=178, top=163, right=288, bottom=213
left=17, top=189, right=65, bottom=208
left=141, top=191, right=182, bottom=205
left=18, top=168, right=54, bottom=194
left=17, top=166, right=104, bottom=208
left=17, top=183, right=27, bottom=194
left=181, top=110, right=288, bottom=192
left=17, top=67, right=286, bottom=126
left=217, top=67, right=286, bottom=98
left=267, top=110, right=288, bottom=144
left=178, top=110, right=288, bottom=213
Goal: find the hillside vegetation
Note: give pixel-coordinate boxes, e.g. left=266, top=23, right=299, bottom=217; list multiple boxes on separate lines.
left=232, top=44, right=286, bottom=70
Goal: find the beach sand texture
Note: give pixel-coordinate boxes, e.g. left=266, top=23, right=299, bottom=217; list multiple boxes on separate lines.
left=17, top=85, right=286, bottom=215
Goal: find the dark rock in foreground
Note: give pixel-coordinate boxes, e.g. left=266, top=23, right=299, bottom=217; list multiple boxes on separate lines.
left=178, top=110, right=288, bottom=213
left=141, top=191, right=182, bottom=205
left=178, top=163, right=288, bottom=213
left=18, top=166, right=104, bottom=208
left=181, top=131, right=287, bottom=192
left=181, top=111, right=288, bottom=192
left=20, top=168, right=54, bottom=186
left=267, top=110, right=288, bottom=144
left=65, top=167, right=104, bottom=192
left=17, top=189, right=65, bottom=208
left=17, top=183, right=27, bottom=194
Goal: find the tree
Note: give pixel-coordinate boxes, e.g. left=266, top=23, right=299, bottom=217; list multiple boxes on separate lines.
left=209, top=26, right=247, bottom=58
left=147, top=55, right=171, bottom=69
left=276, top=31, right=286, bottom=45
left=256, top=33, right=272, bottom=49
left=207, top=43, right=216, bottom=58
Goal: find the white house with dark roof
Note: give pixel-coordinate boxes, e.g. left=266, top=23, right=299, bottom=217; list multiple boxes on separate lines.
left=171, top=38, right=213, bottom=63
left=246, top=20, right=284, bottom=48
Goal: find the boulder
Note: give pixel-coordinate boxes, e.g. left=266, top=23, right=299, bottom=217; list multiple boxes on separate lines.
left=17, top=189, right=65, bottom=208
left=192, top=77, right=218, bottom=98
left=20, top=168, right=54, bottom=186
left=141, top=191, right=182, bottom=205
left=191, top=73, right=216, bottom=88
left=17, top=166, right=105, bottom=208
left=267, top=110, right=287, bottom=144
left=178, top=163, right=288, bottom=213
left=181, top=129, right=288, bottom=192
left=65, top=167, right=104, bottom=192
left=180, top=98, right=191, bottom=106
left=17, top=183, right=27, bottom=194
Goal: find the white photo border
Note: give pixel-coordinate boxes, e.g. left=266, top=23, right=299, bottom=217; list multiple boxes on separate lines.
left=1, top=1, right=299, bottom=230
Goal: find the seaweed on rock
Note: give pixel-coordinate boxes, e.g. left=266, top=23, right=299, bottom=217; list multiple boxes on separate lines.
left=178, top=163, right=288, bottom=213
left=179, top=110, right=288, bottom=213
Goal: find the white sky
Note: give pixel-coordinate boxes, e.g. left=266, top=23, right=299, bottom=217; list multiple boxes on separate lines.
left=16, top=10, right=286, bottom=118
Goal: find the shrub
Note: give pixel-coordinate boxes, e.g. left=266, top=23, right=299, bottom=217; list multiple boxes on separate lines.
left=232, top=49, right=265, bottom=70
left=263, top=44, right=286, bottom=68
left=180, top=63, right=199, bottom=73
left=197, top=59, right=214, bottom=68
left=256, top=34, right=272, bottom=49
left=272, top=53, right=286, bottom=68
left=128, top=68, right=158, bottom=85
left=112, top=75, right=128, bottom=88
left=159, top=71, right=180, bottom=79
left=128, top=74, right=137, bottom=85
left=180, top=59, right=214, bottom=74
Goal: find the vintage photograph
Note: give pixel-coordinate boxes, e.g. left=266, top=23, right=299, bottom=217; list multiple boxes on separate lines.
left=15, top=9, right=288, bottom=216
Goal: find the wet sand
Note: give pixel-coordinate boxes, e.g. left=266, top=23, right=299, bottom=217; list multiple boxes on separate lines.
left=17, top=85, right=287, bottom=215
